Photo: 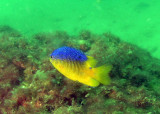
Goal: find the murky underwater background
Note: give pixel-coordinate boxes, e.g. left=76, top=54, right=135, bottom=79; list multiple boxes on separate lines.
left=0, top=0, right=160, bottom=113
left=1, top=0, right=160, bottom=58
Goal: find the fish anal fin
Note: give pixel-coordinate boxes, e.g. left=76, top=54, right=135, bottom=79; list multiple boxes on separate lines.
left=78, top=76, right=100, bottom=87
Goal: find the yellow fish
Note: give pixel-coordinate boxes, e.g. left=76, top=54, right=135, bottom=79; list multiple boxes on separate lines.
left=50, top=46, right=112, bottom=87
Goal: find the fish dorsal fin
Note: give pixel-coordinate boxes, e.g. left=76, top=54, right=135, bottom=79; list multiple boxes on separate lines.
left=87, top=56, right=97, bottom=67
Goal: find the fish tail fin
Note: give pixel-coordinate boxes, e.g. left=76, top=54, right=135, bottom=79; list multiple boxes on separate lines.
left=93, top=65, right=112, bottom=85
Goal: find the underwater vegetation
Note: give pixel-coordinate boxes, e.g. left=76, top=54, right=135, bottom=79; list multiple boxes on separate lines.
left=0, top=25, right=160, bottom=113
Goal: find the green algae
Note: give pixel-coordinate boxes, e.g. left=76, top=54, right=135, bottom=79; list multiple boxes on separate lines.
left=0, top=26, right=160, bottom=113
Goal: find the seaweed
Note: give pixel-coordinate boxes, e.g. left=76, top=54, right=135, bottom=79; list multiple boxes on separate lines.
left=0, top=26, right=160, bottom=113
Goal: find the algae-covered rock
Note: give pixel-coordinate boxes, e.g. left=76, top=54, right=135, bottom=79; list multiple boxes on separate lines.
left=0, top=26, right=160, bottom=113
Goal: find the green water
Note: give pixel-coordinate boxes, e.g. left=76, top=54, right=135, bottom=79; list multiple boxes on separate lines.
left=1, top=0, right=160, bottom=58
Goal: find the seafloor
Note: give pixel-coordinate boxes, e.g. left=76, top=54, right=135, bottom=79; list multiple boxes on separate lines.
left=0, top=25, right=160, bottom=113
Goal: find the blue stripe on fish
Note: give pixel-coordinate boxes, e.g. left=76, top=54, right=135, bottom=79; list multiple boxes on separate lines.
left=51, top=46, right=87, bottom=62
